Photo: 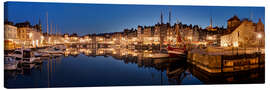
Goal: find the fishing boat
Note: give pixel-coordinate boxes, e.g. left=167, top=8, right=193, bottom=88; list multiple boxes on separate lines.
left=167, top=45, right=186, bottom=55
left=167, top=30, right=187, bottom=56
left=4, top=56, right=19, bottom=70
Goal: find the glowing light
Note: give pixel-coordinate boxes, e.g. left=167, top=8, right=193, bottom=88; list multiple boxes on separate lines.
left=187, top=36, right=192, bottom=40
left=41, top=36, right=44, bottom=39
left=207, top=36, right=213, bottom=40
left=29, top=33, right=33, bottom=38
left=99, top=51, right=104, bottom=54
left=36, top=40, right=39, bottom=46
left=233, top=42, right=239, bottom=47
left=257, top=33, right=262, bottom=39
left=132, top=37, right=137, bottom=41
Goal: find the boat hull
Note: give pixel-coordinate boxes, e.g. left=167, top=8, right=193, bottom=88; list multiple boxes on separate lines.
left=4, top=64, right=18, bottom=70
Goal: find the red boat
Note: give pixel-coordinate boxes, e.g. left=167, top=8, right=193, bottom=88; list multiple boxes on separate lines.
left=167, top=45, right=186, bottom=55
left=167, top=31, right=187, bottom=56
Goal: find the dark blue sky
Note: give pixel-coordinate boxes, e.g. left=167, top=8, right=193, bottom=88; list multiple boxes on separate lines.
left=5, top=2, right=265, bottom=35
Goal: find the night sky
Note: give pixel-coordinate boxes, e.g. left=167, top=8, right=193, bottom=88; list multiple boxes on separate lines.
left=5, top=2, right=265, bottom=36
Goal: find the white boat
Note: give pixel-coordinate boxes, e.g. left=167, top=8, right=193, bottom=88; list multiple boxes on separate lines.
left=55, top=44, right=66, bottom=51
left=7, top=49, right=23, bottom=59
left=51, top=53, right=63, bottom=56
left=38, top=47, right=64, bottom=55
left=21, top=49, right=40, bottom=63
left=22, top=64, right=35, bottom=70
left=34, top=51, right=50, bottom=57
left=22, top=57, right=40, bottom=64
left=47, top=47, right=64, bottom=54
left=4, top=57, right=18, bottom=70
left=34, top=52, right=42, bottom=57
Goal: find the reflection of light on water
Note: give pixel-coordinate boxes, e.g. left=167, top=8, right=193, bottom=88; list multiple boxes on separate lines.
left=64, top=51, right=70, bottom=56
left=5, top=46, right=265, bottom=87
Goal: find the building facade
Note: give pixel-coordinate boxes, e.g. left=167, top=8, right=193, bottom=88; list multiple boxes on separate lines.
left=4, top=22, right=19, bottom=50
left=220, top=16, right=264, bottom=48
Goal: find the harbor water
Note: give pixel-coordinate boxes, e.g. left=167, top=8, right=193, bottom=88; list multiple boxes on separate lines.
left=4, top=47, right=264, bottom=88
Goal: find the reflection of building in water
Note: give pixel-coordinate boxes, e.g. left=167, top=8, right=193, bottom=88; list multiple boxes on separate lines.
left=61, top=47, right=264, bottom=84
left=188, top=52, right=264, bottom=73
left=188, top=63, right=264, bottom=84
left=4, top=63, right=43, bottom=81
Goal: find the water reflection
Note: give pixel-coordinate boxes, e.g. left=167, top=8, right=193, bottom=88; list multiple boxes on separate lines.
left=5, top=47, right=264, bottom=88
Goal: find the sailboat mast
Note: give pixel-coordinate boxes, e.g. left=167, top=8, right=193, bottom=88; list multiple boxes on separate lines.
left=46, top=12, right=49, bottom=34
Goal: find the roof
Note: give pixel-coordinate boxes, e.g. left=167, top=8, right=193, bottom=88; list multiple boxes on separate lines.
left=228, top=15, right=240, bottom=21
left=222, top=20, right=251, bottom=35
